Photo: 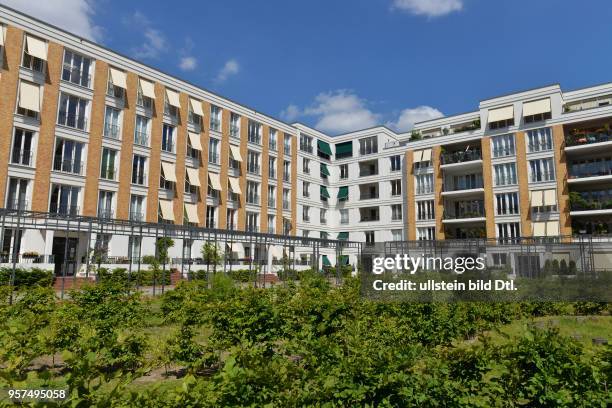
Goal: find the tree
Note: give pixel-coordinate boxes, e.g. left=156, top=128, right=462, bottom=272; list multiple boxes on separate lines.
left=156, top=237, right=174, bottom=264
left=201, top=242, right=223, bottom=275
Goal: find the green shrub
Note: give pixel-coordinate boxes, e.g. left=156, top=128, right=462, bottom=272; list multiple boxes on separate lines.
left=97, top=267, right=170, bottom=286
left=0, top=267, right=53, bottom=288
left=228, top=269, right=257, bottom=282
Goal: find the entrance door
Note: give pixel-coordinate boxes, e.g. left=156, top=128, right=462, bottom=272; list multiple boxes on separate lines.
left=52, top=237, right=78, bottom=276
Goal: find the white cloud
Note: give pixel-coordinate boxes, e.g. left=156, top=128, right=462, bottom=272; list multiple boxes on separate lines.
left=281, top=90, right=443, bottom=134
left=216, top=59, right=240, bottom=82
left=179, top=56, right=197, bottom=71
left=390, top=106, right=444, bottom=131
left=126, top=11, right=167, bottom=59
left=3, top=0, right=102, bottom=41
left=392, top=0, right=463, bottom=17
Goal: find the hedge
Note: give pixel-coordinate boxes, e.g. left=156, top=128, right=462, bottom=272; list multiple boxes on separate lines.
left=0, top=267, right=54, bottom=287
left=97, top=267, right=171, bottom=286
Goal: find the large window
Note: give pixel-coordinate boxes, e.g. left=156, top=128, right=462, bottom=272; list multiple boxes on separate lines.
left=58, top=92, right=89, bottom=130
left=247, top=151, right=260, bottom=174
left=359, top=136, right=378, bottom=155
left=417, top=227, right=435, bottom=241
left=267, top=186, right=276, bottom=207
left=416, top=174, right=434, bottom=195
left=162, top=124, right=175, bottom=153
left=104, top=106, right=121, bottom=139
left=49, top=184, right=79, bottom=215
left=269, top=157, right=276, bottom=179
left=248, top=120, right=262, bottom=144
left=100, top=148, right=118, bottom=180
left=97, top=190, right=114, bottom=219
left=526, top=127, right=553, bottom=153
left=529, top=158, right=555, bottom=182
left=283, top=160, right=291, bottom=182
left=497, top=222, right=520, bottom=240
left=340, top=164, right=349, bottom=179
left=417, top=200, right=435, bottom=220
left=247, top=181, right=259, bottom=204
left=134, top=115, right=150, bottom=146
left=495, top=192, right=520, bottom=215
left=390, top=155, right=401, bottom=171
left=246, top=212, right=258, bottom=232
left=6, top=178, right=28, bottom=210
left=208, top=138, right=220, bottom=164
left=340, top=209, right=349, bottom=224
left=130, top=195, right=145, bottom=221
left=391, top=204, right=403, bottom=220
left=494, top=163, right=517, bottom=186
left=491, top=134, right=515, bottom=158
left=132, top=155, right=147, bottom=185
left=210, top=105, right=221, bottom=132
left=206, top=206, right=216, bottom=228
left=53, top=138, right=84, bottom=174
left=269, top=128, right=277, bottom=151
left=11, top=128, right=34, bottom=166
left=230, top=113, right=240, bottom=138
left=22, top=35, right=46, bottom=73
left=391, top=179, right=402, bottom=196
left=300, top=134, right=313, bottom=153
left=62, top=50, right=92, bottom=88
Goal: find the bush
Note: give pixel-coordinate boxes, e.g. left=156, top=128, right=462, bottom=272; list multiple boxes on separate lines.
left=0, top=267, right=53, bottom=288
left=228, top=269, right=257, bottom=282
left=97, top=267, right=170, bottom=286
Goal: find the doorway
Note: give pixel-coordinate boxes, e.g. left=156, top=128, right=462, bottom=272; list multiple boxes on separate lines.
left=52, top=237, right=78, bottom=276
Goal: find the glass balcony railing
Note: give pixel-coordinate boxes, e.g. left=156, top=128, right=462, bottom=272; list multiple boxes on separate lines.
left=134, top=131, right=149, bottom=146
left=443, top=180, right=484, bottom=192
left=568, top=164, right=612, bottom=179
left=440, top=149, right=482, bottom=165
left=104, top=123, right=121, bottom=139
left=565, top=130, right=612, bottom=147
left=443, top=210, right=486, bottom=219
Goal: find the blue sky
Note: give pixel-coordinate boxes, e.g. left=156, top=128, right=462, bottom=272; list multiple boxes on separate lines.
left=5, top=0, right=612, bottom=134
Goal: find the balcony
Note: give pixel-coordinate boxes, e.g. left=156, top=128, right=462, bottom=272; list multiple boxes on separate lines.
left=442, top=209, right=486, bottom=224
left=104, top=123, right=121, bottom=140
left=440, top=149, right=482, bottom=167
left=359, top=160, right=379, bottom=177
left=568, top=162, right=612, bottom=184
left=53, top=158, right=84, bottom=175
left=11, top=149, right=33, bottom=167
left=442, top=178, right=484, bottom=198
left=565, top=129, right=612, bottom=148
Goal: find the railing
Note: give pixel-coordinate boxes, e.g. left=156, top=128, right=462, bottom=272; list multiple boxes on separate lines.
left=97, top=209, right=114, bottom=219
left=495, top=176, right=517, bottom=186
left=208, top=190, right=220, bottom=200
left=527, top=142, right=553, bottom=153
left=209, top=155, right=220, bottom=165
left=11, top=149, right=33, bottom=166
left=268, top=199, right=276, bottom=208
left=247, top=195, right=260, bottom=205
left=441, top=149, right=482, bottom=165
left=246, top=225, right=259, bottom=233
left=570, top=201, right=612, bottom=211
left=107, top=83, right=125, bottom=99
left=210, top=119, right=221, bottom=132
left=565, top=131, right=612, bottom=147
left=0, top=254, right=54, bottom=264
left=134, top=131, right=149, bottom=147
left=100, top=167, right=117, bottom=180
left=206, top=220, right=216, bottom=229
left=53, top=158, right=84, bottom=175
left=161, top=141, right=174, bottom=153
left=248, top=135, right=261, bottom=145
left=137, top=93, right=153, bottom=109
left=104, top=123, right=121, bottom=139
left=6, top=200, right=29, bottom=211
left=227, top=192, right=240, bottom=202
left=359, top=169, right=379, bottom=177
left=300, top=144, right=313, bottom=154
left=413, top=165, right=433, bottom=175
left=443, top=210, right=486, bottom=219
left=49, top=204, right=79, bottom=216
left=283, top=173, right=291, bottom=182
left=416, top=187, right=434, bottom=195
left=384, top=141, right=400, bottom=149
left=360, top=216, right=380, bottom=222
left=247, top=165, right=260, bottom=175
left=359, top=193, right=379, bottom=200
left=132, top=172, right=147, bottom=185
left=444, top=180, right=484, bottom=192
left=269, top=141, right=277, bottom=151
left=186, top=146, right=200, bottom=161
left=530, top=172, right=555, bottom=183
left=568, top=166, right=612, bottom=179
left=492, top=148, right=515, bottom=158
left=62, top=64, right=91, bottom=88
left=129, top=212, right=144, bottom=222
left=57, top=111, right=87, bottom=131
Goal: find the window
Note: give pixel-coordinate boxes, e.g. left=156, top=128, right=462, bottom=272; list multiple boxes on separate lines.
left=209, top=138, right=220, bottom=164
left=303, top=181, right=310, bottom=198
left=417, top=227, right=435, bottom=241
left=416, top=174, right=434, bottom=195
left=494, top=163, right=517, bottom=186
left=206, top=206, right=216, bottom=228
left=267, top=186, right=276, bottom=208
left=58, top=92, right=89, bottom=130
left=390, top=155, right=401, bottom=171
left=526, top=127, right=553, bottom=153
left=137, top=79, right=153, bottom=109
left=53, top=138, right=83, bottom=174
left=247, top=181, right=259, bottom=204
left=104, top=106, right=121, bottom=139
left=303, top=158, right=310, bottom=174
left=491, top=253, right=507, bottom=268
left=185, top=170, right=199, bottom=195
left=391, top=179, right=402, bottom=196
left=248, top=120, right=262, bottom=144
left=269, top=157, right=276, bottom=178
left=159, top=163, right=175, bottom=191
left=247, top=151, right=260, bottom=174
left=188, top=100, right=202, bottom=126
left=300, top=134, right=313, bottom=153
left=267, top=215, right=275, bottom=233
left=162, top=124, right=175, bottom=152
left=524, top=111, right=551, bottom=124
left=107, top=69, right=125, bottom=99
left=134, top=115, right=150, bottom=146
left=269, top=129, right=277, bottom=151
left=417, top=200, right=435, bottom=220
left=210, top=105, right=221, bottom=131
left=392, top=204, right=403, bottom=220
left=11, top=128, right=34, bottom=166
left=283, top=189, right=290, bottom=210
left=16, top=80, right=40, bottom=119
left=359, top=136, right=378, bottom=155
left=97, top=190, right=114, bottom=219
left=340, top=164, right=349, bottom=179
left=22, top=35, right=46, bottom=73
left=128, top=236, right=142, bottom=259
left=340, top=209, right=349, bottom=224
left=491, top=134, right=515, bottom=158
left=392, top=230, right=403, bottom=241
left=283, top=218, right=292, bottom=234
left=230, top=113, right=240, bottom=138
left=497, top=222, right=520, bottom=241
left=365, top=231, right=375, bottom=246
left=317, top=208, right=326, bottom=224
left=283, top=160, right=291, bottom=182
left=62, top=50, right=92, bottom=88
left=489, top=118, right=514, bottom=130
left=6, top=178, right=29, bottom=210
left=132, top=154, right=147, bottom=186
left=529, top=158, right=555, bottom=182
left=227, top=209, right=236, bottom=230
left=496, top=192, right=520, bottom=215
left=284, top=135, right=291, bottom=155
left=100, top=148, right=118, bottom=180
left=49, top=184, right=79, bottom=215
left=130, top=195, right=145, bottom=221
left=302, top=206, right=310, bottom=222
left=246, top=212, right=258, bottom=232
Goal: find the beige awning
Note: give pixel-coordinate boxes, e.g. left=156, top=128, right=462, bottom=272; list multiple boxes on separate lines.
left=189, top=98, right=204, bottom=116
left=543, top=189, right=557, bottom=206
left=186, top=167, right=200, bottom=187
left=188, top=132, right=202, bottom=150
left=208, top=172, right=222, bottom=190
left=228, top=177, right=241, bottom=194
left=184, top=203, right=199, bottom=223
left=139, top=78, right=156, bottom=99
left=18, top=81, right=40, bottom=112
left=488, top=105, right=514, bottom=122
left=25, top=35, right=47, bottom=60
left=229, top=144, right=242, bottom=161
left=109, top=67, right=127, bottom=89
left=532, top=222, right=546, bottom=237
left=530, top=190, right=543, bottom=207
left=546, top=220, right=560, bottom=236
left=166, top=89, right=181, bottom=108
left=159, top=199, right=175, bottom=221
left=0, top=25, right=5, bottom=47
left=421, top=148, right=432, bottom=162
left=161, top=162, right=177, bottom=183
left=412, top=149, right=423, bottom=162
left=523, top=98, right=551, bottom=117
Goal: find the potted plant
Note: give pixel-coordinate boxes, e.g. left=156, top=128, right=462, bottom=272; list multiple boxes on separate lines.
left=21, top=251, right=39, bottom=259
left=410, top=130, right=422, bottom=141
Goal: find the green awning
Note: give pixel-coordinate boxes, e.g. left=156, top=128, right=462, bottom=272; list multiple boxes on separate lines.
left=317, top=140, right=332, bottom=156
left=322, top=255, right=332, bottom=266
left=337, top=232, right=349, bottom=240
left=320, top=185, right=330, bottom=198
left=335, top=141, right=352, bottom=157
left=337, top=186, right=349, bottom=200
left=338, top=255, right=350, bottom=265
left=320, top=163, right=330, bottom=176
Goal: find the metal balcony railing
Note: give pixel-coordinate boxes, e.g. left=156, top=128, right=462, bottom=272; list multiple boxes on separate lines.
left=300, top=144, right=313, bottom=154
left=100, top=167, right=117, bottom=180
left=283, top=200, right=290, bottom=210
left=57, top=111, right=87, bottom=131
left=97, top=209, right=114, bottom=219
left=53, top=157, right=84, bottom=175
left=530, top=172, right=555, bottom=183
left=247, top=195, right=260, bottom=205
left=227, top=192, right=240, bottom=202
left=161, top=141, right=174, bottom=153
left=359, top=193, right=379, bottom=200
left=210, top=119, right=221, bottom=132
left=443, top=210, right=486, bottom=219
left=62, top=64, right=91, bottom=88
left=0, top=254, right=55, bottom=264
left=444, top=180, right=484, bottom=192
left=247, top=165, right=260, bottom=175
left=7, top=200, right=28, bottom=211
left=441, top=149, right=482, bottom=165
left=229, top=125, right=240, bottom=138
left=568, top=166, right=612, bottom=179
left=11, top=149, right=33, bottom=166
left=134, top=131, right=149, bottom=147
left=104, top=123, right=121, bottom=139
left=49, top=204, right=79, bottom=216
left=129, top=211, right=144, bottom=222
left=248, top=135, right=261, bottom=145
left=359, top=168, right=379, bottom=177
left=132, top=172, right=147, bottom=185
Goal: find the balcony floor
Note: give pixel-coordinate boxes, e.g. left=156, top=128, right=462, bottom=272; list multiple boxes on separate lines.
left=570, top=208, right=612, bottom=216
left=441, top=188, right=485, bottom=198
left=567, top=174, right=612, bottom=185
left=442, top=216, right=486, bottom=224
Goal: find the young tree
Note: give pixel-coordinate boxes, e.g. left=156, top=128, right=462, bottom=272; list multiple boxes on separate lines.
left=201, top=242, right=223, bottom=275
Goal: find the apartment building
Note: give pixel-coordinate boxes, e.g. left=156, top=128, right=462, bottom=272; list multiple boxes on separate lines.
left=2, top=5, right=612, bottom=274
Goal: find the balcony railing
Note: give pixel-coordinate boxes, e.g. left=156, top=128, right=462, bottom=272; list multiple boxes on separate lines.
left=134, top=131, right=149, bottom=147
left=443, top=210, right=486, bottom=219
left=413, top=165, right=433, bottom=175
left=441, top=149, right=482, bottom=165
left=227, top=192, right=240, bottom=202
left=565, top=131, right=612, bottom=147
left=568, top=165, right=612, bottom=179
left=132, top=172, right=147, bottom=185
left=359, top=168, right=379, bottom=177
left=492, top=148, right=515, bottom=158
left=246, top=225, right=259, bottom=233
left=360, top=216, right=380, bottom=222
left=100, top=167, right=117, bottom=180
left=129, top=211, right=144, bottom=222
left=57, top=111, right=87, bottom=131
left=269, top=169, right=276, bottom=179
left=6, top=200, right=29, bottom=211
left=161, top=141, right=174, bottom=153
left=247, top=165, right=260, bottom=175
left=247, top=195, right=260, bottom=205
left=359, top=193, right=379, bottom=200
left=248, top=135, right=261, bottom=145
left=53, top=158, right=84, bottom=175
left=527, top=142, right=552, bottom=153
left=268, top=199, right=276, bottom=208
left=570, top=200, right=612, bottom=211
left=300, top=144, right=313, bottom=154
left=416, top=187, right=434, bottom=195
left=11, top=149, right=33, bottom=166
left=530, top=172, right=555, bottom=183
left=0, top=254, right=55, bottom=264
left=444, top=180, right=484, bottom=192
left=97, top=209, right=114, bottom=219
left=50, top=204, right=79, bottom=216
left=104, top=123, right=121, bottom=139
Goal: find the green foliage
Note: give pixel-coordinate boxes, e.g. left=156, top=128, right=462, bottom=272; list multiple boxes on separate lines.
left=0, top=267, right=53, bottom=288
left=97, top=267, right=171, bottom=286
